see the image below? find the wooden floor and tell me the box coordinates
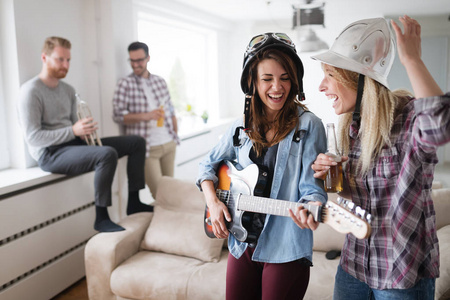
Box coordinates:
[51,277,88,300]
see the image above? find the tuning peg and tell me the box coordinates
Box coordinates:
[346,201,355,211]
[366,214,372,224]
[355,206,366,218]
[337,197,350,209]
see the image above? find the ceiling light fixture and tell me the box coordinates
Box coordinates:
[292,0,329,52]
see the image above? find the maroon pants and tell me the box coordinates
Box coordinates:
[226,247,310,300]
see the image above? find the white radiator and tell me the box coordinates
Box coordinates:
[0,172,97,300]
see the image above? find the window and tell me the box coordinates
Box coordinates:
[137,12,219,132]
[0,66,10,170]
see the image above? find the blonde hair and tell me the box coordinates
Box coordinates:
[328,65,411,175]
[247,48,307,156]
[42,37,71,56]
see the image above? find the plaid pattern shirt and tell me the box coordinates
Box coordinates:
[112,73,179,155]
[340,93,450,290]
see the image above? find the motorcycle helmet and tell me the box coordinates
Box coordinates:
[241,32,305,100]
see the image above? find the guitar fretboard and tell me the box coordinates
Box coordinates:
[238,195,321,220]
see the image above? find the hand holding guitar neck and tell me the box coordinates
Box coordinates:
[288,200,322,231]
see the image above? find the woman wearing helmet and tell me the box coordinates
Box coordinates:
[196,33,327,299]
[305,15,449,299]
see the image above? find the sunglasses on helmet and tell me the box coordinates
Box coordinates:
[245,32,296,55]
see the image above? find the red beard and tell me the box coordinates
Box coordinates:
[48,66,68,79]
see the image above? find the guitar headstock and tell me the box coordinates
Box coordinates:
[322,197,372,239]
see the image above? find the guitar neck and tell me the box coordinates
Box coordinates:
[237,194,321,222]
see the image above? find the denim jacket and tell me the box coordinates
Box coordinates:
[196,107,327,263]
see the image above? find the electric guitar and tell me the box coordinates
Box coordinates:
[204,160,372,243]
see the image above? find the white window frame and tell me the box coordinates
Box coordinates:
[134,4,220,135]
[0,66,10,170]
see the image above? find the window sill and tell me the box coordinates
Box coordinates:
[178,116,234,140]
[0,167,65,197]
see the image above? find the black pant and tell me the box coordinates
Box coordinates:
[226,247,310,300]
[38,135,146,207]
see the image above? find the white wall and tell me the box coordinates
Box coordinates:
[1,0,26,169]
[14,0,99,115]
[12,0,129,139]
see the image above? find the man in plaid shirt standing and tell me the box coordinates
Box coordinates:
[113,42,179,201]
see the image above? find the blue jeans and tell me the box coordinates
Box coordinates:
[333,265,435,300]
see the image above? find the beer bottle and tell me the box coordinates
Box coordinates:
[324,123,343,193]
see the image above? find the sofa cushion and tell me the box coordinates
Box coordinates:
[111,251,204,299]
[141,176,224,262]
[436,225,450,300]
[432,188,450,230]
[141,205,224,262]
[186,250,228,300]
[154,176,206,212]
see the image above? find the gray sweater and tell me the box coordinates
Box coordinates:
[17,76,78,161]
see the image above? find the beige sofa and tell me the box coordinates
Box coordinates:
[85,176,450,300]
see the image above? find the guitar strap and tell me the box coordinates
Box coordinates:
[233,126,245,146]
[253,165,269,197]
[232,110,307,147]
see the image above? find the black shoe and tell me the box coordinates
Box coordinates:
[127,203,154,215]
[94,219,125,232]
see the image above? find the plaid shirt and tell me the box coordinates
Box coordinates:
[112,73,179,155]
[341,93,450,289]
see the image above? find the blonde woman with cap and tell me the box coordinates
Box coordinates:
[297,15,449,299]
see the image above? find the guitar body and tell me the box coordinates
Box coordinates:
[204,161,268,243]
